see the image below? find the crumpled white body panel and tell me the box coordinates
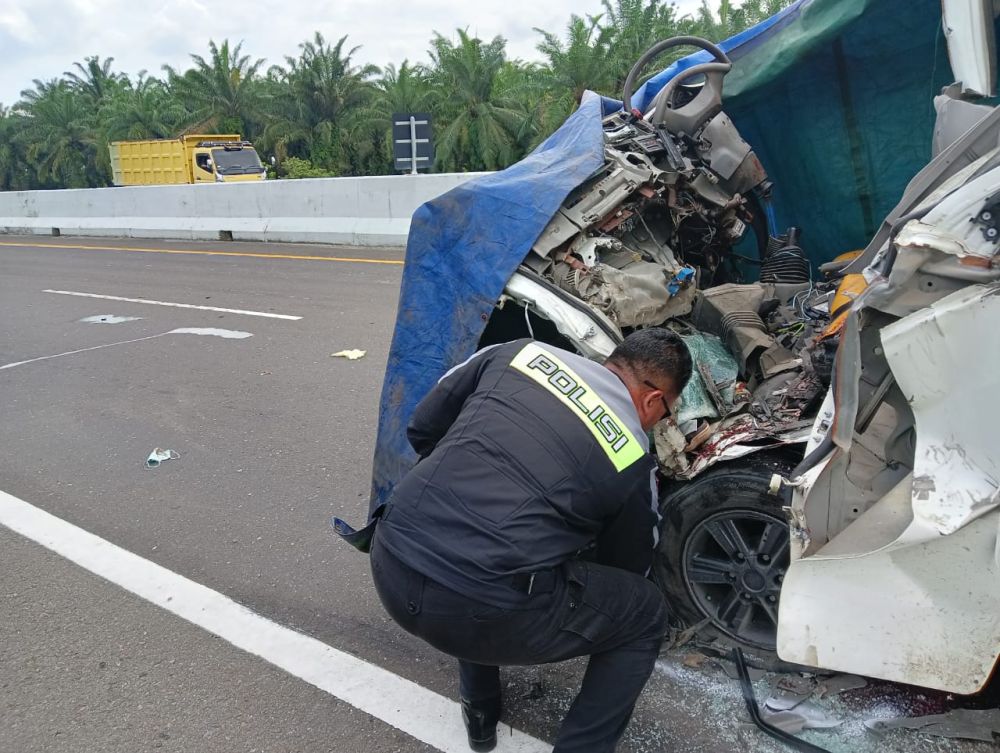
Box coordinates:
[882,283,1000,536]
[779,283,1000,693]
[778,508,1000,694]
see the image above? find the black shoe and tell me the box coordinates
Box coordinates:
[461,696,501,752]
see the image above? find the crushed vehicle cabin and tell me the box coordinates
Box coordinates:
[483,35,847,657]
[373,0,1000,697]
[481,25,1000,694]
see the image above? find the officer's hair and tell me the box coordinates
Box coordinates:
[606,329,692,396]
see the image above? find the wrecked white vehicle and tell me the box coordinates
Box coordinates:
[477,31,1000,695]
[777,87,1000,694]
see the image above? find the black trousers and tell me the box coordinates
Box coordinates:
[370,538,668,753]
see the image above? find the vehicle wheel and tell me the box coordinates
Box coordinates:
[654,453,796,653]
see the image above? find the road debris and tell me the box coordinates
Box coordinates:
[710,655,766,682]
[682,652,709,669]
[865,708,1000,742]
[733,648,833,752]
[766,683,816,712]
[168,327,252,339]
[144,448,179,469]
[520,681,546,701]
[79,314,142,324]
[762,702,843,734]
[331,349,366,360]
[817,675,867,698]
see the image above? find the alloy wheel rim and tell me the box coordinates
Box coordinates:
[681,509,789,650]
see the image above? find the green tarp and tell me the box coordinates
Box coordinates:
[639,0,960,265]
[724,0,955,264]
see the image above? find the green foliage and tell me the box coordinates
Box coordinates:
[163,40,266,137]
[279,156,338,179]
[428,29,525,171]
[354,61,438,173]
[261,33,379,176]
[3,0,793,190]
[101,73,187,141]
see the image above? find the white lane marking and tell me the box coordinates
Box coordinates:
[0,328,253,371]
[80,315,143,324]
[43,289,302,321]
[0,333,172,370]
[169,327,252,339]
[0,491,550,753]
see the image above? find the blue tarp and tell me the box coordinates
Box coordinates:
[369,93,606,509]
[369,0,958,510]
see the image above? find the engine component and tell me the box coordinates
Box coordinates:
[761,228,812,284]
[551,259,697,327]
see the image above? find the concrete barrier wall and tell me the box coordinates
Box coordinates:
[0,172,489,247]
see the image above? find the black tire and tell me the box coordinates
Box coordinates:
[654,452,796,653]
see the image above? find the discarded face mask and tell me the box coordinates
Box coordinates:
[144,448,179,469]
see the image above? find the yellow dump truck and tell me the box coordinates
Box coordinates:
[108,135,266,186]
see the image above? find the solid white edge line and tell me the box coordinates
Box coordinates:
[43,290,302,321]
[0,490,549,753]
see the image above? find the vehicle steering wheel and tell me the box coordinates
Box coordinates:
[622,37,732,136]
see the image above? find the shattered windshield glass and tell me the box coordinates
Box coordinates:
[211,148,264,175]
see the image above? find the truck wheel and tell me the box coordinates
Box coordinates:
[654,453,796,653]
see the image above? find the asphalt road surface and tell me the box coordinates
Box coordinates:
[1,235,992,753]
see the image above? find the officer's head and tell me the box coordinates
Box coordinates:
[604,329,692,431]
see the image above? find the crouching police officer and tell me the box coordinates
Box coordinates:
[368,330,690,752]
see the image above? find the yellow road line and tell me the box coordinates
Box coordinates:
[0,240,405,266]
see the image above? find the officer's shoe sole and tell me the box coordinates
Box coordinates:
[466,731,497,752]
[461,699,500,752]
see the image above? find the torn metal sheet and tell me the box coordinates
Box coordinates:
[880,283,1000,537]
[679,414,811,480]
[777,509,1000,694]
[503,272,620,360]
[816,674,866,698]
[761,701,842,734]
[764,686,814,712]
[942,0,998,97]
[865,708,1000,742]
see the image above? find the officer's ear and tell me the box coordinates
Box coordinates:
[635,386,665,432]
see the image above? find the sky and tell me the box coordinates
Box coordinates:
[0,0,705,107]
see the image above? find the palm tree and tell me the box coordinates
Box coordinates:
[598,0,683,90]
[492,60,554,152]
[17,77,65,108]
[536,15,616,103]
[0,105,34,190]
[163,40,265,136]
[18,81,104,187]
[427,29,526,172]
[372,61,437,116]
[64,56,124,105]
[684,0,793,40]
[741,0,795,25]
[101,73,186,141]
[528,14,619,145]
[353,61,438,172]
[262,33,378,174]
